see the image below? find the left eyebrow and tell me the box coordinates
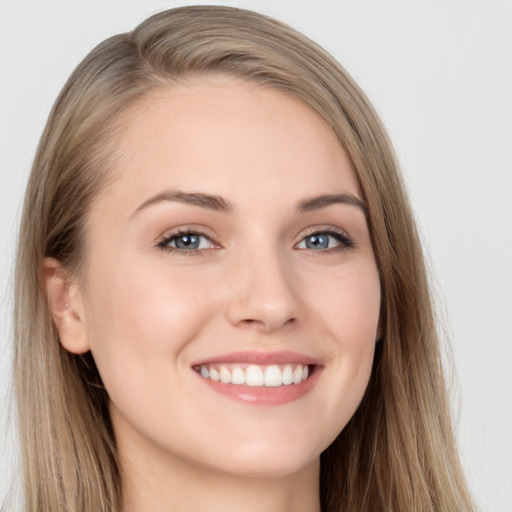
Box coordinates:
[296,193,367,214]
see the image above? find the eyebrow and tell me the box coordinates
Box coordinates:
[296,193,366,214]
[132,190,366,217]
[132,190,234,217]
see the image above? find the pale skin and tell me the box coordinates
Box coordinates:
[45,76,381,512]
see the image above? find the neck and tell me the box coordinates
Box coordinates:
[118,432,321,512]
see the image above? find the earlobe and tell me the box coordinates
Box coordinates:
[43,257,90,354]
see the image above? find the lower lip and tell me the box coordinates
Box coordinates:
[195,366,321,406]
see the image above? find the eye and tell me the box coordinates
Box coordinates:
[296,229,354,251]
[158,230,216,253]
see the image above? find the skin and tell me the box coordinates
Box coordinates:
[45,76,381,512]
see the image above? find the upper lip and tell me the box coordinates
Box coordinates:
[190,350,321,367]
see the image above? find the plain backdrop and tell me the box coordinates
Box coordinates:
[1,1,511,510]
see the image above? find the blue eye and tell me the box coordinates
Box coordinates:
[158,231,214,252]
[296,230,353,251]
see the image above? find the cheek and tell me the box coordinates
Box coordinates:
[304,263,380,431]
[332,266,380,380]
[309,262,381,346]
[82,259,221,399]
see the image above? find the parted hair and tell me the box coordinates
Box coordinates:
[14,5,474,511]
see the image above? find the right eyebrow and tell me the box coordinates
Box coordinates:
[131,190,235,218]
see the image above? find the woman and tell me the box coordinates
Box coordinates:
[13,5,474,511]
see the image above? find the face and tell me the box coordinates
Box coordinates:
[72,77,380,478]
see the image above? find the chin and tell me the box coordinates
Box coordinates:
[193,434,325,479]
[212,453,320,479]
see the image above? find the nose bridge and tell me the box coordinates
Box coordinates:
[226,238,303,331]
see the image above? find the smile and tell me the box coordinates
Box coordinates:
[193,363,311,387]
[191,351,321,405]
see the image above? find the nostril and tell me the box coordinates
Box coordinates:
[238,316,298,331]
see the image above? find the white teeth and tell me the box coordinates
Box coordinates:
[292,366,303,384]
[219,366,231,384]
[197,363,312,387]
[282,364,293,385]
[231,366,246,385]
[246,365,264,386]
[264,365,283,387]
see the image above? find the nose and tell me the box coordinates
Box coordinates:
[225,247,304,333]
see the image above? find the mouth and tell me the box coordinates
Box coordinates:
[191,351,322,405]
[192,362,314,387]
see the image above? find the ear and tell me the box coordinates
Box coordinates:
[43,257,90,354]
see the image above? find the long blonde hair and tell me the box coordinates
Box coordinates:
[14,5,474,511]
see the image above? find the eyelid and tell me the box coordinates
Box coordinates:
[157,227,220,255]
[155,225,354,256]
[294,226,355,251]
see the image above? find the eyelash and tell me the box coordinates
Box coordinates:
[299,227,355,254]
[157,227,355,255]
[157,228,215,256]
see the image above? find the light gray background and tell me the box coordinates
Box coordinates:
[1,1,511,510]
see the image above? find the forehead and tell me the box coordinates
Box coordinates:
[96,76,359,216]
